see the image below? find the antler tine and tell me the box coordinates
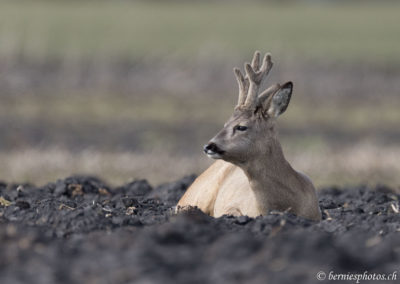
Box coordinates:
[257,84,280,105]
[243,63,259,108]
[259,53,273,81]
[234,67,248,108]
[251,51,261,72]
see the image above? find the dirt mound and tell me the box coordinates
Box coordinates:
[0,176,399,284]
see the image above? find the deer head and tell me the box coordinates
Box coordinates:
[204,51,293,166]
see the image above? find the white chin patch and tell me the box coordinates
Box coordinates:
[205,150,222,159]
[207,153,222,159]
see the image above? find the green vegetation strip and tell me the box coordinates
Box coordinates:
[0,1,399,63]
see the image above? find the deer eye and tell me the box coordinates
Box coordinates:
[235,125,248,131]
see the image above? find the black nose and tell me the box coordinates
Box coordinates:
[204,143,219,154]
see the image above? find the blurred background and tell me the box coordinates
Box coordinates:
[0,0,399,188]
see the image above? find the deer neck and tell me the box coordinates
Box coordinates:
[239,137,299,214]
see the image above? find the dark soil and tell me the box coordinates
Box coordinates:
[0,176,399,284]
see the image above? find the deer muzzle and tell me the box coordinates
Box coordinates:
[203,142,225,159]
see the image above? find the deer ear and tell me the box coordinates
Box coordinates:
[266,82,293,117]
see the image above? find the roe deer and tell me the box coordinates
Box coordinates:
[177,51,321,221]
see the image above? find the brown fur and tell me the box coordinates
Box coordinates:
[177,52,321,221]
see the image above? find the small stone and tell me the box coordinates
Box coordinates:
[15,200,30,209]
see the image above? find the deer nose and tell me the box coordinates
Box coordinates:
[204,142,219,154]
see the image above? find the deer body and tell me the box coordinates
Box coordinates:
[177,52,321,221]
[179,148,320,220]
[179,160,258,217]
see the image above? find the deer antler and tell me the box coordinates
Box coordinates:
[234,51,275,110]
[234,67,249,107]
